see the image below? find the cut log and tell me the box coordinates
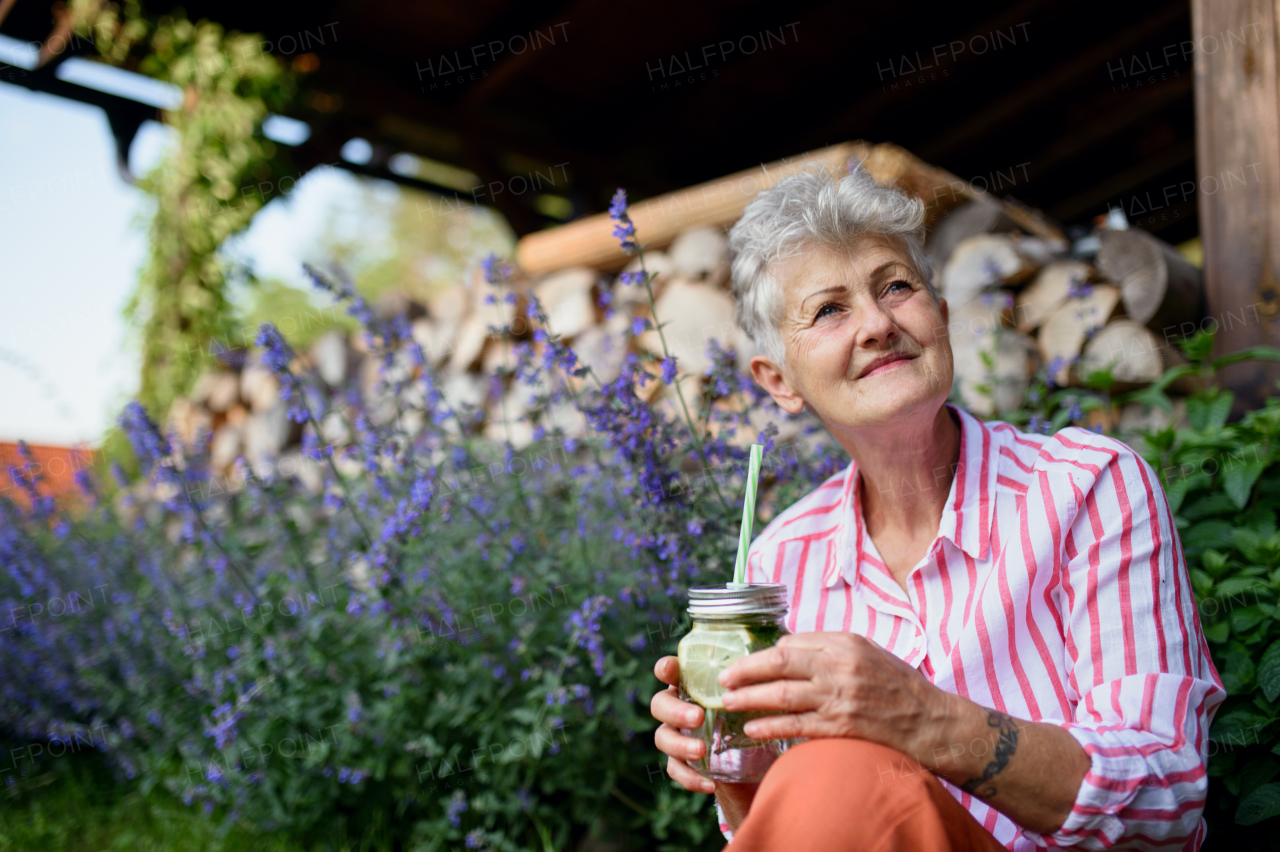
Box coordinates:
[940,234,1037,307]
[952,330,1038,417]
[617,250,675,286]
[167,398,212,447]
[310,329,348,386]
[447,315,492,373]
[1079,319,1186,386]
[428,283,471,325]
[569,313,630,387]
[447,293,517,374]
[637,279,738,375]
[1014,260,1094,333]
[669,226,728,278]
[243,399,291,465]
[1096,228,1203,331]
[948,297,1035,417]
[191,370,241,413]
[240,354,280,412]
[1037,284,1121,384]
[411,318,455,365]
[1118,397,1189,434]
[533,267,597,338]
[925,197,1011,277]
[209,422,242,471]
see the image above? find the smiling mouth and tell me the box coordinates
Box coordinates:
[857,353,917,378]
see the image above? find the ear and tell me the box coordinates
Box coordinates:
[750,355,806,415]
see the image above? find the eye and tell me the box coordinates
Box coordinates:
[885,280,913,296]
[815,302,840,320]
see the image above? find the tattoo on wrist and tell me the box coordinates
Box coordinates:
[959,711,1019,799]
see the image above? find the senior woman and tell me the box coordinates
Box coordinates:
[649,165,1224,851]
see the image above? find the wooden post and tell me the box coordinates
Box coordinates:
[1192,0,1280,412]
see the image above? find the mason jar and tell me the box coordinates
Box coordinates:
[677,582,796,782]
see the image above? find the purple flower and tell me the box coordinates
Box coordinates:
[446,791,468,828]
[1067,276,1093,300]
[608,189,637,252]
[566,596,611,676]
[660,358,677,385]
[481,254,509,285]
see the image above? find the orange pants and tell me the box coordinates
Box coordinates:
[726,739,1007,852]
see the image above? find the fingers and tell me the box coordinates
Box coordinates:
[721,678,819,713]
[654,655,680,686]
[742,710,832,742]
[651,685,703,728]
[719,643,816,688]
[665,753,716,794]
[655,721,707,764]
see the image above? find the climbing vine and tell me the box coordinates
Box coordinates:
[69,0,299,415]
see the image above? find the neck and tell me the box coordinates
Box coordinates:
[835,403,961,539]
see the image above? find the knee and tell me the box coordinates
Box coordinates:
[762,738,934,804]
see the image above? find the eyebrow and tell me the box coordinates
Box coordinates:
[799,286,846,312]
[797,260,912,312]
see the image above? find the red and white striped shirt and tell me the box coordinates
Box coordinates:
[722,403,1224,849]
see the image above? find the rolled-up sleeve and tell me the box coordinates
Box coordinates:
[1023,435,1226,849]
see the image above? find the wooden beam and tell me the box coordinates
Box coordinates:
[917,0,1189,162]
[0,0,20,30]
[1192,0,1280,413]
[515,141,1063,276]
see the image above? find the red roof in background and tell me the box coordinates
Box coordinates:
[0,442,95,509]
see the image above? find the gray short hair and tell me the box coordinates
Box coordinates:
[727,163,936,367]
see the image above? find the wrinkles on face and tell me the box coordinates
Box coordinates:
[768,237,952,430]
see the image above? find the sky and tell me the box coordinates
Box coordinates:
[0,81,367,446]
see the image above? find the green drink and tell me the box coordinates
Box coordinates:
[677,583,796,782]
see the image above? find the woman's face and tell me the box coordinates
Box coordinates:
[749,234,954,434]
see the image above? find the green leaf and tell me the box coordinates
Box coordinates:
[1213,346,1280,371]
[1237,782,1280,825]
[1227,640,1259,683]
[1260,642,1280,703]
[1178,329,1218,363]
[1187,391,1234,432]
[1183,493,1243,521]
[1225,457,1269,509]
[1184,520,1239,554]
[1212,709,1271,743]
[1205,621,1231,643]
[1241,756,1280,801]
[1217,577,1268,600]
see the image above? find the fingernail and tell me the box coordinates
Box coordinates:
[702,781,715,793]
[721,691,736,709]
[685,711,699,726]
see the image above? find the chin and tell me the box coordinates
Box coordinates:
[847,374,946,427]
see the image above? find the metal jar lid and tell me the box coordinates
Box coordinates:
[686,583,789,619]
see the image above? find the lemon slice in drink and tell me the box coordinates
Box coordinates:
[678,626,755,711]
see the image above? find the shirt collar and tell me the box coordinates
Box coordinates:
[825,403,997,589]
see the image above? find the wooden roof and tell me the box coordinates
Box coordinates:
[2,1,1198,242]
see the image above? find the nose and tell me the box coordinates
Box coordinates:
[853,297,899,350]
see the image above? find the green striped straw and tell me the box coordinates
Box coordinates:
[732,444,764,585]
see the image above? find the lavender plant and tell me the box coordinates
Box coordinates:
[0,192,841,850]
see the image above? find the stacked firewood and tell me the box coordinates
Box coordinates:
[935,202,1202,433]
[166,142,1203,481]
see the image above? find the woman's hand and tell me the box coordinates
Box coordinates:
[719,632,950,756]
[650,655,716,793]
[651,656,762,831]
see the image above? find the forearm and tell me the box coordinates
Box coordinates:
[715,781,759,833]
[920,692,1089,834]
